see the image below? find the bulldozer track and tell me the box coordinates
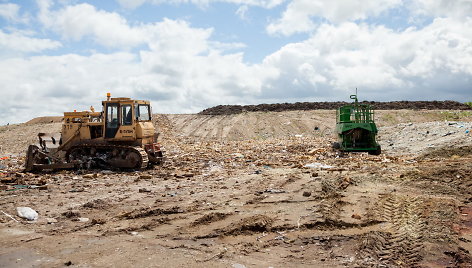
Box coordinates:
[135,146,150,169]
[67,144,149,169]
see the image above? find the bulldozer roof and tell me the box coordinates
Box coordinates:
[102,98,150,105]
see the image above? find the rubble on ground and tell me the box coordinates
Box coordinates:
[1,110,471,267]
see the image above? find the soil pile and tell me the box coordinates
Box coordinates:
[200,100,471,115]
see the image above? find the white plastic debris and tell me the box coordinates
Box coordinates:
[78,217,89,222]
[304,162,334,169]
[16,207,38,221]
[232,153,245,158]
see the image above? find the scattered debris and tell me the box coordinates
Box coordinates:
[351,214,362,220]
[304,163,334,169]
[1,110,471,267]
[264,189,285,194]
[46,218,58,224]
[138,175,152,180]
[139,188,151,193]
[62,211,81,219]
[1,210,19,222]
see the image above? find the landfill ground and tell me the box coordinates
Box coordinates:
[1,109,472,268]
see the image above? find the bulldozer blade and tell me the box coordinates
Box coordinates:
[25,144,75,172]
[25,145,39,172]
[38,132,62,150]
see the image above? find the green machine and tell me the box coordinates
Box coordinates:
[333,94,381,155]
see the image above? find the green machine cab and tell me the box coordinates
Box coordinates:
[334,94,381,155]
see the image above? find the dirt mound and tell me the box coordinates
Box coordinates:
[220,215,274,236]
[82,199,110,209]
[118,206,183,219]
[25,116,62,125]
[402,160,472,199]
[199,100,471,115]
[419,145,472,159]
[191,212,232,226]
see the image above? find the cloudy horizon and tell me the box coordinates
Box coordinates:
[0,0,471,125]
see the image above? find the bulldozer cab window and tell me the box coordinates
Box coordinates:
[106,104,118,127]
[105,103,119,138]
[121,105,132,125]
[136,104,151,121]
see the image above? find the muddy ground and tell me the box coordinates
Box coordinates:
[1,110,472,268]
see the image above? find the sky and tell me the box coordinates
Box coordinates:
[0,0,471,125]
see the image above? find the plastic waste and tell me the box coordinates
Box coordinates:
[304,162,334,169]
[16,207,38,221]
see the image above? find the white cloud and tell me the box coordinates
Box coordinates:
[262,17,472,100]
[0,15,277,124]
[0,3,29,23]
[117,0,148,9]
[235,5,249,20]
[37,1,250,50]
[0,30,61,56]
[116,0,285,9]
[267,0,402,36]
[0,52,138,125]
[412,0,472,18]
[39,2,146,48]
[0,3,20,21]
[267,0,472,36]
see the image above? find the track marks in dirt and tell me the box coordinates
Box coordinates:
[191,212,233,227]
[82,199,111,209]
[403,160,472,200]
[117,206,184,219]
[362,194,463,267]
[376,195,426,266]
[196,215,274,238]
[97,217,170,236]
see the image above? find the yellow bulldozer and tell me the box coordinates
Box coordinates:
[25,93,164,172]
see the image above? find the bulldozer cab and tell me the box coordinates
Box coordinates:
[102,97,152,140]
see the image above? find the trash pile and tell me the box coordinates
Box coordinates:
[379,121,472,155]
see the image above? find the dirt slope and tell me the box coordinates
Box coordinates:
[167,109,472,139]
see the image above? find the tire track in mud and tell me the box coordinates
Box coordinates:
[362,194,426,267]
[362,193,465,267]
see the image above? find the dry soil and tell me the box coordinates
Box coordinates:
[1,110,472,268]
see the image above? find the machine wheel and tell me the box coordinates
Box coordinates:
[332,142,341,149]
[369,145,382,155]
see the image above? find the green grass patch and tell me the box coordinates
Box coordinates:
[439,110,472,121]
